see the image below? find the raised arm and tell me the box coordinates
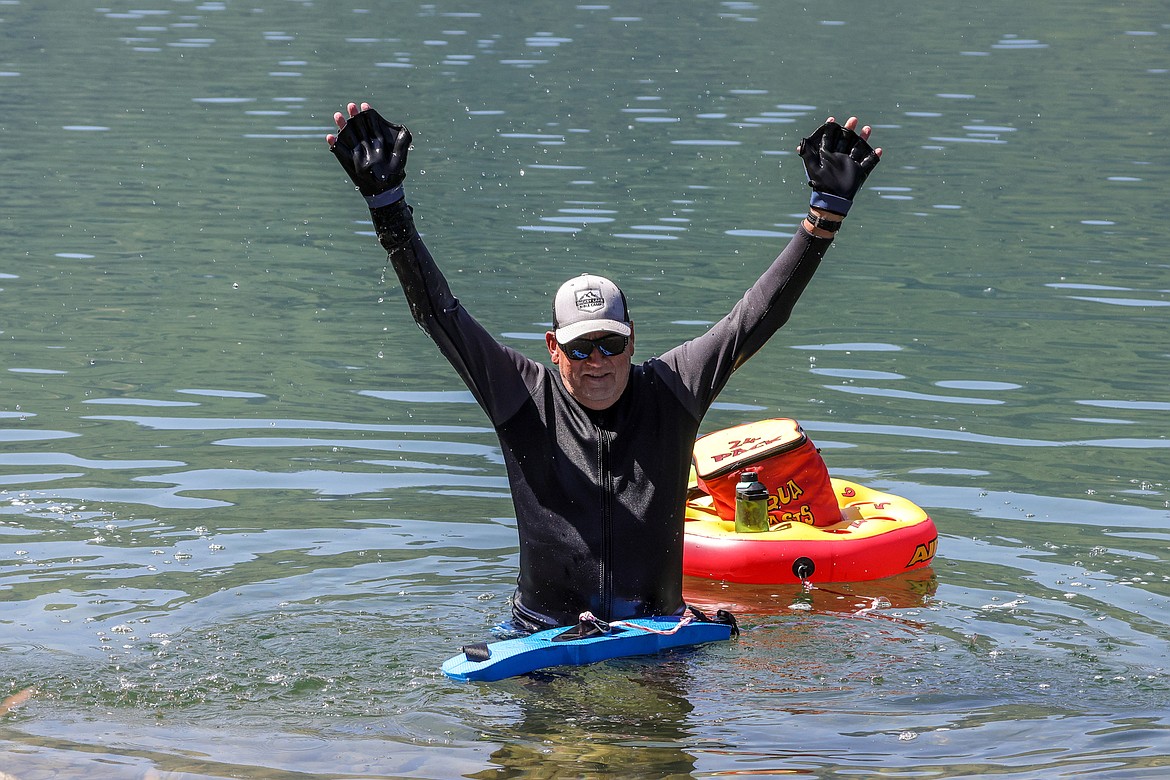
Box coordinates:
[324,101,535,426]
[659,112,884,415]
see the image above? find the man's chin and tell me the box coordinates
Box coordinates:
[573,383,617,408]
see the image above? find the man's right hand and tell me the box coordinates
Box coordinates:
[328,102,412,206]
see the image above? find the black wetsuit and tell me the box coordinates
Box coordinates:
[371,201,833,629]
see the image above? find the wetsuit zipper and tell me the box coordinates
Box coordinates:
[597,425,614,617]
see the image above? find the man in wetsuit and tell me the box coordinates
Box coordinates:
[327,101,881,631]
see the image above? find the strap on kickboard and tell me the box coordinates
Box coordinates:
[688,605,739,637]
[552,613,612,642]
[462,642,491,662]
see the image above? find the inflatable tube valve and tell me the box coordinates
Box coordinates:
[792,557,815,580]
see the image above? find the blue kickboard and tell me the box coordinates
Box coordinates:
[441,616,734,682]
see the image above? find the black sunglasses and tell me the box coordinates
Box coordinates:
[559,334,629,361]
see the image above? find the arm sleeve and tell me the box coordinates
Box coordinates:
[370,201,536,426]
[655,226,833,418]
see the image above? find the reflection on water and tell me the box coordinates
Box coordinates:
[469,666,701,779]
[3,0,1170,777]
[684,569,939,616]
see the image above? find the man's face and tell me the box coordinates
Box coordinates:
[545,328,634,411]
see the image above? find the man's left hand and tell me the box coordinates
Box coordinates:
[797,116,881,216]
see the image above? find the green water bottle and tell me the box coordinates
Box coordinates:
[734,471,770,533]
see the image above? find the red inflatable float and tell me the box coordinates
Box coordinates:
[683,419,938,584]
[684,477,938,584]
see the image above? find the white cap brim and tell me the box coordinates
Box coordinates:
[554,318,632,343]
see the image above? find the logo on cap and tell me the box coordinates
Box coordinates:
[575,288,605,312]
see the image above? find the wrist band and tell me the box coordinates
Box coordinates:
[365,185,404,208]
[805,211,843,233]
[809,191,851,216]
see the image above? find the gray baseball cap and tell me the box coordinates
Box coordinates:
[552,273,632,343]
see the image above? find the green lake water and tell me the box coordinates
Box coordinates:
[2,1,1169,777]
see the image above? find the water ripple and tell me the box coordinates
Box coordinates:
[805,420,1170,451]
[82,415,492,434]
[824,385,1005,405]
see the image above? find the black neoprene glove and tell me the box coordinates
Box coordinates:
[330,108,412,208]
[797,121,880,216]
